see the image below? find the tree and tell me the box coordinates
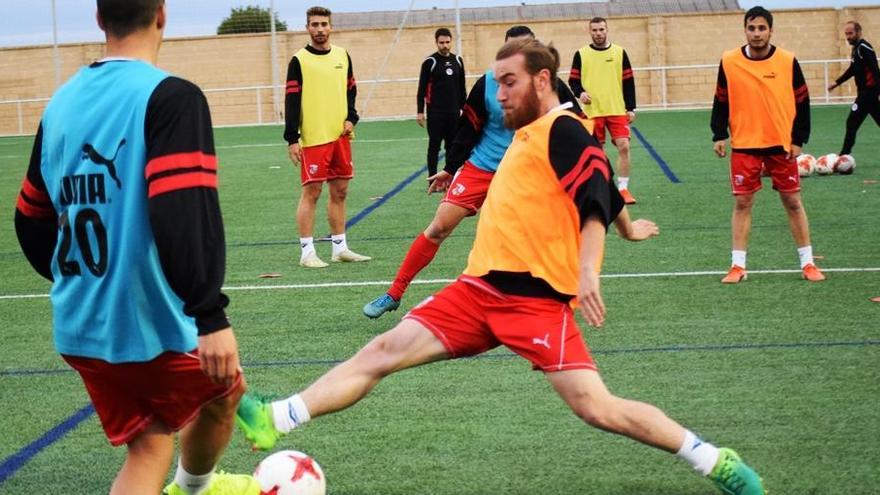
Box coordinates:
[217,5,287,35]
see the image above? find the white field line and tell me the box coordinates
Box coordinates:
[216,137,427,150]
[2,266,878,300]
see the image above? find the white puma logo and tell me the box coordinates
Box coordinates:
[532,333,551,349]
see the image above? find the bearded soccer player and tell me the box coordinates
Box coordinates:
[362,26,637,319]
[285,6,370,268]
[417,27,466,178]
[568,17,638,205]
[827,21,880,159]
[14,1,257,494]
[711,6,824,284]
[237,39,764,495]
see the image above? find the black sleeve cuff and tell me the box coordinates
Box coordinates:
[196,305,230,336]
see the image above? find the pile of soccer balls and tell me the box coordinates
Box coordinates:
[254,450,327,495]
[797,153,856,177]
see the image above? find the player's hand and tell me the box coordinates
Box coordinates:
[579,91,592,104]
[577,269,605,328]
[626,111,636,123]
[624,218,659,241]
[198,327,241,387]
[713,140,727,158]
[788,144,802,160]
[416,113,426,128]
[827,82,837,91]
[342,120,354,137]
[288,143,303,165]
[427,170,452,194]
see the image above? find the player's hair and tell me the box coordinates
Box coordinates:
[495,38,560,90]
[96,0,163,39]
[306,6,332,22]
[846,21,862,33]
[435,28,452,40]
[590,17,607,25]
[744,6,773,28]
[504,25,534,41]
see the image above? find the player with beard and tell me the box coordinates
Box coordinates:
[237,38,764,495]
[827,21,880,158]
[284,6,370,268]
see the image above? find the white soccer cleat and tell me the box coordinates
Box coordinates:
[300,252,329,268]
[331,249,372,263]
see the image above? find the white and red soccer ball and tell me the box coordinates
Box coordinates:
[254,450,326,495]
[814,153,837,175]
[835,154,856,174]
[796,153,815,177]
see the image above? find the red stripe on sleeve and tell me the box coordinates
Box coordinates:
[21,177,50,205]
[559,148,610,193]
[16,194,55,219]
[463,104,483,132]
[148,171,218,198]
[347,76,356,90]
[286,81,301,94]
[622,69,634,80]
[145,151,217,180]
[569,68,581,80]
[715,86,728,102]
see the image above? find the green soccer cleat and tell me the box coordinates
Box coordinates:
[363,293,401,319]
[709,448,766,495]
[235,393,282,451]
[163,472,261,495]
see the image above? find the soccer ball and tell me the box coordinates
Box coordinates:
[815,154,837,175]
[253,450,326,495]
[796,153,815,177]
[835,154,856,174]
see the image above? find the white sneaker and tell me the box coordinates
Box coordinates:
[299,252,329,268]
[331,249,372,263]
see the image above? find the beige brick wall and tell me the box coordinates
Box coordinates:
[1,6,876,135]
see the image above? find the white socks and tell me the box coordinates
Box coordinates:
[731,250,746,268]
[331,234,348,256]
[617,176,630,190]
[271,394,312,434]
[797,245,814,268]
[173,458,214,495]
[676,430,720,476]
[300,237,316,260]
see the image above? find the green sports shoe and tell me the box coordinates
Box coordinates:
[709,448,766,495]
[235,393,282,451]
[163,472,260,495]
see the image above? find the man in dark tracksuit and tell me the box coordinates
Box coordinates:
[827,21,880,157]
[417,27,466,178]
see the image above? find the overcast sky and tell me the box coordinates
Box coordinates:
[0,0,874,48]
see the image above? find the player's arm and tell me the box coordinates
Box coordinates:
[612,206,658,242]
[710,61,730,157]
[557,80,586,117]
[14,123,58,282]
[416,57,431,114]
[443,74,488,176]
[568,51,587,101]
[622,50,636,112]
[861,42,880,87]
[283,56,303,145]
[346,53,359,127]
[458,55,467,111]
[791,58,811,153]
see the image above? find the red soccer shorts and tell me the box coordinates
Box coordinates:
[63,351,242,446]
[591,115,631,145]
[300,136,354,185]
[729,151,800,195]
[404,276,597,372]
[441,161,495,215]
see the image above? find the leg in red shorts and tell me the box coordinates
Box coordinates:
[441,161,495,215]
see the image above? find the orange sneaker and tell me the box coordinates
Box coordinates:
[721,265,747,284]
[802,263,825,282]
[620,189,637,205]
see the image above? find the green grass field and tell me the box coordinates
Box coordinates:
[1,106,878,494]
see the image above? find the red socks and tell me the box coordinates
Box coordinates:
[388,233,440,300]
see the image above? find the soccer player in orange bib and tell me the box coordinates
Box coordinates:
[711,6,824,284]
[238,39,764,495]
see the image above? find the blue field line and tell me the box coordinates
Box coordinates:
[0,404,94,484]
[631,126,681,183]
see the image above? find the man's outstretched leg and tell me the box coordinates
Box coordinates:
[547,369,765,495]
[237,319,450,449]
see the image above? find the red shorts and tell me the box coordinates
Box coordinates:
[404,276,597,372]
[300,137,354,185]
[63,351,241,446]
[591,115,631,145]
[441,161,495,215]
[730,152,800,195]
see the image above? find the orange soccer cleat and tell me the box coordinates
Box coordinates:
[721,265,747,284]
[802,263,826,282]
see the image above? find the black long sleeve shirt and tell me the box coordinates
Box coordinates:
[835,39,880,93]
[417,52,466,114]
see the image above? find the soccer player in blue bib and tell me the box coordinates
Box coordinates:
[14,1,257,493]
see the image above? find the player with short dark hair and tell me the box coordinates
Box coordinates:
[711,6,824,284]
[827,20,880,157]
[285,6,371,268]
[417,27,466,177]
[238,38,764,495]
[15,1,257,494]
